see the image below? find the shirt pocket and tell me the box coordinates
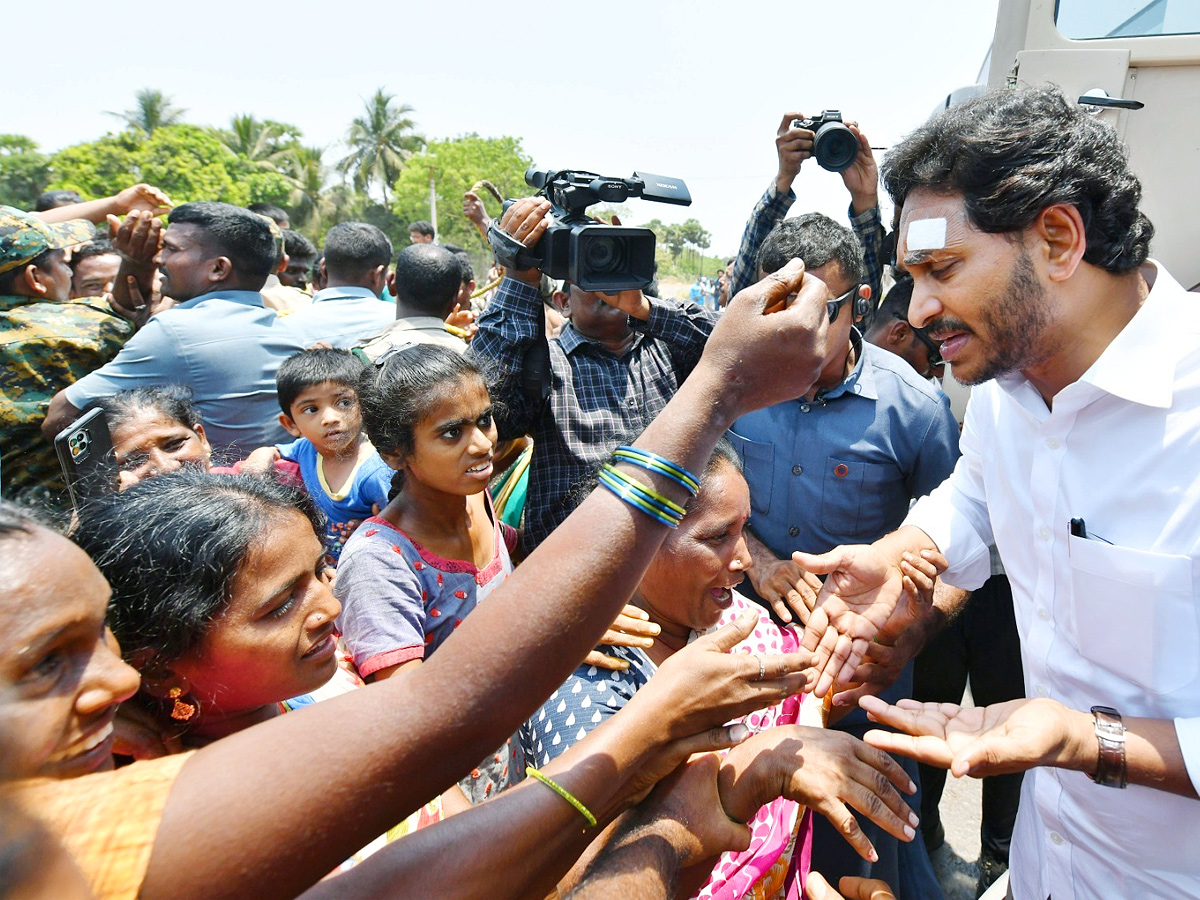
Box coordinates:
[1068,534,1197,695]
[855,461,906,539]
[821,456,866,534]
[727,431,774,516]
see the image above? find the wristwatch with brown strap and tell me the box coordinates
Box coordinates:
[1090,705,1127,788]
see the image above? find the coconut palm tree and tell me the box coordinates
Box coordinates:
[107,89,186,136]
[284,145,330,228]
[219,115,287,165]
[337,89,423,205]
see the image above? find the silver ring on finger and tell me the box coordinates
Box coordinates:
[753,653,766,682]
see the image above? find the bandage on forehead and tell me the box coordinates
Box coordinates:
[904,217,947,251]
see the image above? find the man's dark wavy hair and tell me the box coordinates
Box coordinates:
[882,85,1153,274]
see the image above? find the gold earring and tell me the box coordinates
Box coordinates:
[168,686,199,723]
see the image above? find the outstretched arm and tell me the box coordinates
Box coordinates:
[862,696,1199,800]
[34,183,172,225]
[141,222,833,900]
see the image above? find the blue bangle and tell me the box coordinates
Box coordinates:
[598,469,681,528]
[600,464,688,517]
[613,446,699,495]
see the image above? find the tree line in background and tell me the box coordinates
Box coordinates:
[0,88,724,283]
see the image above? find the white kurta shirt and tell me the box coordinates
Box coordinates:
[906,261,1200,900]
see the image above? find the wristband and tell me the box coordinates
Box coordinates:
[612,446,699,495]
[525,766,597,827]
[1090,705,1127,789]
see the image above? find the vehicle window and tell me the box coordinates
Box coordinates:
[1056,0,1200,40]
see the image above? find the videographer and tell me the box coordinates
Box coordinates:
[467,197,719,550]
[730,113,888,309]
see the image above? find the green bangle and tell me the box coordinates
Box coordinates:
[525,766,597,827]
[598,468,683,528]
[601,464,688,517]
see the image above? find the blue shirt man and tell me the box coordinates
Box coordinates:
[63,290,306,454]
[728,212,958,897]
[45,202,299,456]
[730,335,958,556]
[285,284,395,349]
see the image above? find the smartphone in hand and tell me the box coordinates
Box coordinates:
[54,407,117,512]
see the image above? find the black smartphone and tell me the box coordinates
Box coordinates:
[54,407,117,512]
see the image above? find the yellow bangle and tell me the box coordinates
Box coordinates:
[525,766,597,827]
[600,464,687,517]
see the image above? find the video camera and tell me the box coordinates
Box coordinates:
[487,168,691,291]
[792,111,858,173]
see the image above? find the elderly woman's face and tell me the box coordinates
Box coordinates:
[636,462,752,634]
[0,529,140,781]
[110,410,212,490]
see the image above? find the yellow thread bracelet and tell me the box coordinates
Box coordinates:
[525,766,597,827]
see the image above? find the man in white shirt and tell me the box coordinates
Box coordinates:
[796,85,1200,900]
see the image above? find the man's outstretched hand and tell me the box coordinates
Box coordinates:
[794,527,942,698]
[861,696,1088,780]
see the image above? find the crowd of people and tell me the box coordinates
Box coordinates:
[0,83,1196,900]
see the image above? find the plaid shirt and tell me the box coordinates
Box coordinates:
[729,184,888,313]
[468,278,717,549]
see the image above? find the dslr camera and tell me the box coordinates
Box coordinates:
[792,110,858,173]
[488,168,691,291]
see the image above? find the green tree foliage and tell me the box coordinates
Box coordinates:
[218,116,303,169]
[49,126,292,209]
[391,134,535,252]
[106,89,186,136]
[0,135,53,209]
[338,89,424,205]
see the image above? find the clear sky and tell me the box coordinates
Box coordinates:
[10,0,999,255]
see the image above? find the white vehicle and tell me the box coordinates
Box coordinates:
[989,0,1200,290]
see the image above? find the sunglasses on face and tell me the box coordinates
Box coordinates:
[826,285,858,322]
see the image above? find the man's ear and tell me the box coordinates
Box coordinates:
[854,284,872,322]
[276,251,290,275]
[885,318,911,349]
[278,413,303,438]
[210,256,234,284]
[552,290,571,317]
[20,264,49,298]
[369,264,386,294]
[385,269,397,297]
[1035,203,1087,282]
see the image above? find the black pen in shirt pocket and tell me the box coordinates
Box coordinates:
[1069,517,1113,548]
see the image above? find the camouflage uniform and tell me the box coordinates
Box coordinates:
[0,206,130,500]
[0,295,132,498]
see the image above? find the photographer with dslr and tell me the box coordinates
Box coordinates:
[468,196,719,550]
[730,113,888,308]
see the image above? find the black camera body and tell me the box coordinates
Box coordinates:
[487,168,691,292]
[793,110,858,173]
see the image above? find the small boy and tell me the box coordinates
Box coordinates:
[268,348,391,565]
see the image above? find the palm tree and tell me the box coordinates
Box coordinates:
[219,115,286,166]
[284,145,330,228]
[107,89,186,136]
[337,89,423,205]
